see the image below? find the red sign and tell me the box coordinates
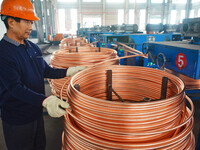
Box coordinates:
[176,53,187,70]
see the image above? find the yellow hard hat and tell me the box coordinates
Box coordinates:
[0,0,40,21]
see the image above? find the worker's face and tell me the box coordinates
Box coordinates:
[9,18,33,40]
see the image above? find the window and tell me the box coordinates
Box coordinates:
[58,9,65,33]
[190,10,194,18]
[83,0,101,2]
[180,10,185,23]
[139,9,146,31]
[163,19,166,24]
[172,0,187,3]
[198,9,200,17]
[107,0,124,3]
[83,16,101,28]
[58,0,77,2]
[192,0,200,3]
[130,0,146,3]
[129,0,135,3]
[170,10,177,24]
[150,18,161,24]
[151,0,163,3]
[137,0,146,3]
[118,9,124,25]
[71,9,77,34]
[129,9,135,24]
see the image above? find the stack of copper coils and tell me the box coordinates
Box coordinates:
[62,65,195,149]
[59,37,90,49]
[49,44,118,99]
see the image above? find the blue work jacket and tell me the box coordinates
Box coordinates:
[0,35,67,125]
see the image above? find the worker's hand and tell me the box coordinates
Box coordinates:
[66,66,86,77]
[42,95,69,118]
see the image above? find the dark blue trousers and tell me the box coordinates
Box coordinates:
[2,115,46,150]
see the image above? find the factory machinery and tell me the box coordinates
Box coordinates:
[50,24,197,149]
[145,17,200,149]
[80,24,142,43]
[97,23,181,65]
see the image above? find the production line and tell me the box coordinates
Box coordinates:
[72,17,200,149]
[0,0,200,149]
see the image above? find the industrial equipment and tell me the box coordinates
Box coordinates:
[146,23,181,33]
[98,31,181,65]
[146,18,200,77]
[111,24,139,33]
[145,17,200,149]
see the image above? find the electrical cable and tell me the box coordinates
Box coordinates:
[61,65,195,150]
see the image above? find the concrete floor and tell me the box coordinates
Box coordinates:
[0,43,200,149]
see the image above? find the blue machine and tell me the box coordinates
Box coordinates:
[98,32,181,65]
[146,41,200,78]
[87,31,111,43]
[127,33,181,66]
[99,33,139,65]
[85,25,112,43]
[145,17,200,148]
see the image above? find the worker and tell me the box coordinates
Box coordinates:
[0,0,85,150]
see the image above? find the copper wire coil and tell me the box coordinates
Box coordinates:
[165,69,200,90]
[59,37,89,49]
[60,37,87,44]
[60,43,90,49]
[62,65,195,149]
[49,48,118,99]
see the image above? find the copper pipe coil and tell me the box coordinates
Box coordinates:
[49,48,119,99]
[60,38,89,49]
[165,69,200,90]
[61,66,194,149]
[60,37,87,44]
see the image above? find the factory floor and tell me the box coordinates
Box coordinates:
[0,43,200,150]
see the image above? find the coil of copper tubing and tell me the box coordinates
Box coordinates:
[59,37,89,49]
[164,69,200,90]
[49,47,119,100]
[61,65,195,150]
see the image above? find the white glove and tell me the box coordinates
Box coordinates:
[42,95,70,118]
[66,66,86,77]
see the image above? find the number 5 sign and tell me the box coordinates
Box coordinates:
[176,53,187,70]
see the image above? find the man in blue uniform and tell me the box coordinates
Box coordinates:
[0,0,84,149]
